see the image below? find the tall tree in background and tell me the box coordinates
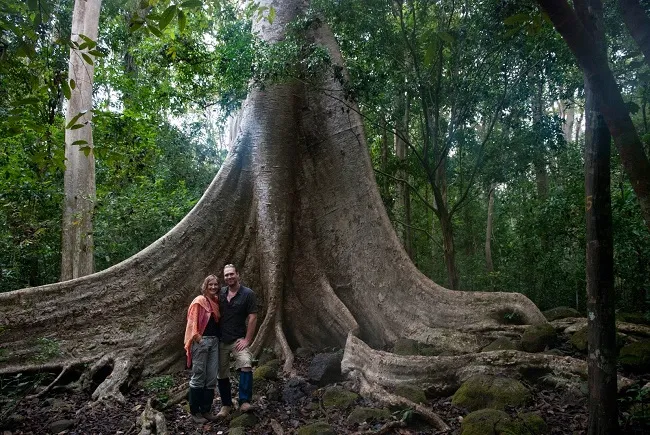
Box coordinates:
[537,0,650,232]
[60,0,102,280]
[577,0,618,432]
[618,0,650,66]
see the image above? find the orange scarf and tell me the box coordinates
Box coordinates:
[184,295,220,368]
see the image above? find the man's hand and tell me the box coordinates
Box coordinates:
[235,338,250,352]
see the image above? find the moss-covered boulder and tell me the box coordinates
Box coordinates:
[346,407,392,425]
[521,323,556,353]
[461,409,511,435]
[393,338,419,355]
[229,428,246,435]
[461,409,548,435]
[297,421,336,435]
[617,312,650,325]
[257,348,278,366]
[254,359,280,382]
[482,337,518,352]
[619,341,650,373]
[452,375,531,411]
[322,386,358,409]
[570,326,588,352]
[230,413,258,428]
[543,307,582,321]
[395,384,427,404]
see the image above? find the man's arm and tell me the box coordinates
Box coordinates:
[235,313,257,351]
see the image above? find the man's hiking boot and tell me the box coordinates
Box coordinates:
[216,405,231,418]
[202,412,219,421]
[239,402,253,413]
[191,413,207,424]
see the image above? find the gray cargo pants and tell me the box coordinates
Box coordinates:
[189,336,219,389]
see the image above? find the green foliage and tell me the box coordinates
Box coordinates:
[143,374,174,403]
[32,337,61,362]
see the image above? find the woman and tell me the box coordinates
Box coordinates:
[184,274,221,423]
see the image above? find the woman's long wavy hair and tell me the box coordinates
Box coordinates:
[201,274,219,301]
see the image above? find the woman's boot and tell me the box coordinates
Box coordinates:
[188,387,207,423]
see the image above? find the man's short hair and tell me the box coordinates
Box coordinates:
[224,263,237,272]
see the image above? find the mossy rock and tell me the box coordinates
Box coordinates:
[521,323,556,353]
[510,412,549,434]
[617,312,650,326]
[254,359,280,381]
[395,384,426,404]
[257,348,278,366]
[346,407,391,425]
[461,409,548,435]
[452,375,531,411]
[322,386,358,409]
[297,421,336,435]
[543,307,582,321]
[229,428,246,435]
[570,326,588,352]
[619,341,650,373]
[460,409,511,435]
[482,337,518,352]
[230,413,258,428]
[393,338,419,355]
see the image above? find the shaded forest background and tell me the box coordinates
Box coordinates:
[1,0,649,315]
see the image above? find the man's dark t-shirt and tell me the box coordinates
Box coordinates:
[219,286,257,344]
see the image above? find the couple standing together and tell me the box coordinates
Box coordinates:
[183,264,258,423]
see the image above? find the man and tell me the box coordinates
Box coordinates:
[216,264,258,416]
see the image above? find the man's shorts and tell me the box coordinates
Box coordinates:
[218,339,253,378]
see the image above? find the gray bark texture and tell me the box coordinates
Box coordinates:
[61,0,102,281]
[1,0,553,401]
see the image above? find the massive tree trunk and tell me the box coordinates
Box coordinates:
[537,0,650,232]
[60,0,102,281]
[577,0,618,432]
[1,0,551,403]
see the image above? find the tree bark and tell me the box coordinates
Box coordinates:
[395,95,413,258]
[576,0,619,432]
[485,183,496,274]
[618,0,650,67]
[537,0,650,233]
[0,0,548,400]
[61,0,102,281]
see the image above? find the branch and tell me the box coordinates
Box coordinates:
[373,168,438,216]
[618,0,650,68]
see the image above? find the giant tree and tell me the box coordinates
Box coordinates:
[0,0,611,423]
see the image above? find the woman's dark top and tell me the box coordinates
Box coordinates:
[203,314,219,337]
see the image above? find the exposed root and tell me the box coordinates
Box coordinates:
[164,386,189,409]
[275,317,295,375]
[353,420,407,435]
[270,418,284,435]
[0,357,96,376]
[136,398,168,435]
[83,351,141,402]
[349,369,450,432]
[341,334,634,395]
[27,363,73,399]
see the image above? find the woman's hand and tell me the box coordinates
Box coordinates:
[193,334,202,343]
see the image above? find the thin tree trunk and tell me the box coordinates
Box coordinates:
[537,0,650,232]
[61,0,102,281]
[575,109,584,143]
[533,79,549,201]
[618,0,650,67]
[576,0,618,432]
[395,94,413,258]
[485,183,496,274]
[440,211,459,289]
[381,117,389,200]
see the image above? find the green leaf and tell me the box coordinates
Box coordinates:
[71,140,88,145]
[130,19,145,32]
[81,53,93,65]
[79,146,92,156]
[268,6,276,24]
[69,79,76,90]
[437,31,454,44]
[181,0,202,8]
[178,9,187,33]
[70,124,86,130]
[503,13,529,26]
[66,111,87,129]
[62,81,71,100]
[147,23,163,38]
[88,49,105,57]
[158,5,177,30]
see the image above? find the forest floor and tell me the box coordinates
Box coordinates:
[1,348,649,434]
